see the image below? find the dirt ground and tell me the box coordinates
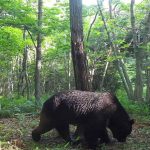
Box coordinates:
[0,114,150,150]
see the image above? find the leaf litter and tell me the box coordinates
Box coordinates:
[0,114,150,150]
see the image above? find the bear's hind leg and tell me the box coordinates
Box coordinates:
[99,128,110,144]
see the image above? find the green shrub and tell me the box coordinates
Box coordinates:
[0,97,36,118]
[117,89,150,116]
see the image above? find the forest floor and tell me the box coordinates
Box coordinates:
[0,113,150,150]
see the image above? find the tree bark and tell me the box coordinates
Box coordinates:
[109,0,134,99]
[146,67,150,102]
[35,0,43,105]
[69,0,89,91]
[130,0,143,101]
[142,12,150,102]
[18,28,30,99]
[99,50,111,91]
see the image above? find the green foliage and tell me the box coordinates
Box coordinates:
[0,27,24,55]
[0,97,36,118]
[0,0,36,27]
[117,89,150,116]
[0,110,11,118]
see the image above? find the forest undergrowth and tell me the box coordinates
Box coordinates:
[0,91,150,150]
[0,113,150,150]
[0,100,150,150]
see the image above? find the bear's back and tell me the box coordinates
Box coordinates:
[50,90,117,115]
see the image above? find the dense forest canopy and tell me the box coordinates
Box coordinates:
[0,0,150,150]
[0,0,150,102]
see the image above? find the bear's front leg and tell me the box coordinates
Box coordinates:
[83,126,99,150]
[99,128,110,144]
[84,133,98,150]
[72,125,85,144]
[32,112,53,142]
[55,123,73,143]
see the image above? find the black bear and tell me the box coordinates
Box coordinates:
[32,90,134,149]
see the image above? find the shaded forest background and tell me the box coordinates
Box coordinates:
[1,0,150,150]
[0,0,150,114]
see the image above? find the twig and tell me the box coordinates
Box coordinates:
[25,26,37,50]
[100,50,112,91]
[87,10,99,42]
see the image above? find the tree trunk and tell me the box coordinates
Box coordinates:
[142,12,150,102]
[35,0,43,105]
[67,52,71,90]
[146,68,150,102]
[99,50,111,91]
[69,0,89,91]
[18,28,30,99]
[98,0,134,100]
[8,62,14,98]
[109,0,134,99]
[130,0,143,101]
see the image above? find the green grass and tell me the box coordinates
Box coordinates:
[117,89,150,116]
[0,94,52,118]
[0,90,150,150]
[0,96,37,118]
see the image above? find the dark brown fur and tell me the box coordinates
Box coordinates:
[32,90,134,149]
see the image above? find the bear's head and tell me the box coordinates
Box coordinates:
[108,118,134,142]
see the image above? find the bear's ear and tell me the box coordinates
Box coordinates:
[130,119,134,125]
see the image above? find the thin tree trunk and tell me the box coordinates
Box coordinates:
[97,0,134,99]
[146,67,150,102]
[87,10,99,42]
[109,0,134,99]
[130,0,143,101]
[35,0,43,105]
[18,28,30,99]
[17,57,22,97]
[142,12,150,102]
[8,62,14,99]
[69,0,90,91]
[26,27,37,50]
[68,52,71,90]
[100,50,111,91]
